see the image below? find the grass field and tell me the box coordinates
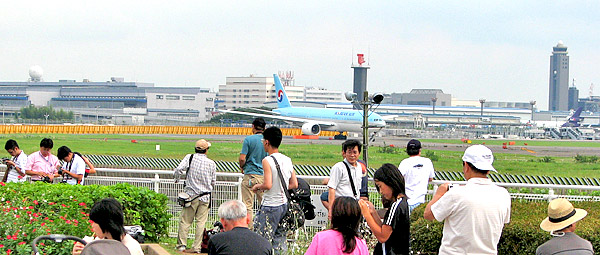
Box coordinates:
[2,134,600,178]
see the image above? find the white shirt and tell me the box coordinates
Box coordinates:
[61,154,86,185]
[431,178,511,255]
[6,151,28,183]
[327,159,362,199]
[262,153,294,207]
[399,156,435,205]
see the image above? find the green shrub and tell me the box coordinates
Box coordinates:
[424,151,439,162]
[0,182,170,255]
[538,156,555,163]
[410,200,600,254]
[574,154,599,163]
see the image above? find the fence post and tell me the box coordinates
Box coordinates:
[237,176,243,200]
[154,174,160,193]
[548,188,555,201]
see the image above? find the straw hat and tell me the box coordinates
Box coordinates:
[540,198,587,232]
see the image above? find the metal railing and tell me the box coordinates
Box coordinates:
[4,168,600,239]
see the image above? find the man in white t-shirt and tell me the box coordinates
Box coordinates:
[326,139,363,217]
[57,146,86,185]
[424,145,511,255]
[399,139,435,212]
[2,139,28,183]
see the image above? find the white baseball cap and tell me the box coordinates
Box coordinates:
[462,145,496,172]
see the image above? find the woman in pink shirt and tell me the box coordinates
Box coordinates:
[305,197,369,255]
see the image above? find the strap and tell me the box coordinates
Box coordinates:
[188,191,211,202]
[271,155,292,202]
[183,154,195,188]
[342,161,357,198]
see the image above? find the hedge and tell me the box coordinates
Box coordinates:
[410,200,600,254]
[0,182,170,255]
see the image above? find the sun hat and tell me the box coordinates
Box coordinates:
[540,198,587,232]
[195,139,211,150]
[461,144,496,172]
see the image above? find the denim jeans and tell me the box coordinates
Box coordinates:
[254,203,288,254]
[408,202,422,214]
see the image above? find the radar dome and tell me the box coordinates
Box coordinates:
[29,65,44,80]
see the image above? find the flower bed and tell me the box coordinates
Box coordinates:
[0,182,170,255]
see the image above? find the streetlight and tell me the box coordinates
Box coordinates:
[479,98,486,116]
[345,91,383,168]
[95,106,99,124]
[44,114,49,125]
[431,97,437,115]
[529,100,536,122]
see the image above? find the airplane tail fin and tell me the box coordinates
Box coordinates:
[273,74,292,108]
[562,107,584,127]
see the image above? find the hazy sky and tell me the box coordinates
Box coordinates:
[1,1,599,109]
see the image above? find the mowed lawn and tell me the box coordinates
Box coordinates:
[2,134,600,178]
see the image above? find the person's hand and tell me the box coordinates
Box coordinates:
[5,160,15,167]
[251,184,261,192]
[358,199,374,216]
[72,241,85,255]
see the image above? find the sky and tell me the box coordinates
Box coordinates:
[1,1,599,109]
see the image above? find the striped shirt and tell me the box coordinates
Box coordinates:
[174,153,216,203]
[6,151,28,183]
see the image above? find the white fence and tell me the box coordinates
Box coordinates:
[4,167,600,238]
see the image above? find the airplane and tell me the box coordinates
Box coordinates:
[219,74,387,135]
[561,107,584,127]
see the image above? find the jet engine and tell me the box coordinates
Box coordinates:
[301,123,321,135]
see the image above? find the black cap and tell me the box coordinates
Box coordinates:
[407,139,421,149]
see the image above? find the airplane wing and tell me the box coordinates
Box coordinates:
[218,109,337,127]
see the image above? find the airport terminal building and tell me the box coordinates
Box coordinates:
[0,75,216,124]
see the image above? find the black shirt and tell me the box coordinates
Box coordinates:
[374,197,410,255]
[208,227,272,255]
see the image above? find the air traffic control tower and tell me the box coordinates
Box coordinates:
[549,41,569,111]
[352,54,370,109]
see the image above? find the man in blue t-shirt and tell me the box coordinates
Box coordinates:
[239,118,268,225]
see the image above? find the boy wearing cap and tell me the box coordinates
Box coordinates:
[536,198,593,255]
[398,139,435,212]
[174,139,217,253]
[424,145,511,255]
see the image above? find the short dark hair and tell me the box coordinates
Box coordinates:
[195,148,207,154]
[374,163,406,199]
[252,118,266,131]
[464,161,489,175]
[40,138,53,149]
[57,146,72,160]
[263,126,282,148]
[342,139,362,153]
[4,139,19,151]
[89,198,126,242]
[331,197,361,253]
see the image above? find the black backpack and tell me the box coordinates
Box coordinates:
[289,178,316,220]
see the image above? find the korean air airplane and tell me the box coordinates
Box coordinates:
[221,74,386,135]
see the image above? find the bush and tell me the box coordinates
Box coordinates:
[410,200,600,254]
[424,151,439,162]
[538,156,554,163]
[574,154,599,163]
[0,182,170,255]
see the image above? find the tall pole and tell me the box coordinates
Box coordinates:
[530,100,536,122]
[1,104,4,125]
[362,91,369,168]
[431,97,437,115]
[44,114,49,125]
[479,98,486,116]
[95,106,99,124]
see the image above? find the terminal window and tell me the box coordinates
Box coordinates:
[166,95,180,100]
[156,95,164,99]
[183,96,195,100]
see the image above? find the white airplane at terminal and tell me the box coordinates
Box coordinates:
[220,74,387,135]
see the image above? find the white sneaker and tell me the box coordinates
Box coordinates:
[177,246,186,252]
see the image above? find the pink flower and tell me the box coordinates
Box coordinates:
[0,182,5,186]
[66,220,71,224]
[61,204,67,207]
[0,244,3,248]
[33,200,38,205]
[14,215,20,218]
[28,206,33,209]
[7,248,12,254]
[78,202,86,206]
[18,242,25,245]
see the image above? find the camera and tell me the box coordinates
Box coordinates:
[42,176,51,183]
[1,158,9,163]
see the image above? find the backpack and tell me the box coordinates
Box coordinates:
[289,178,316,220]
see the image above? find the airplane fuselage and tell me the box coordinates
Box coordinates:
[274,107,386,132]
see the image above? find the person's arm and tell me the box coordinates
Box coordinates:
[238,154,246,173]
[252,158,272,191]
[1,168,9,182]
[359,200,393,242]
[173,154,190,182]
[328,188,336,213]
[424,183,450,221]
[81,156,96,174]
[288,170,298,190]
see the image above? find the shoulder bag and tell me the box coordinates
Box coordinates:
[271,155,305,231]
